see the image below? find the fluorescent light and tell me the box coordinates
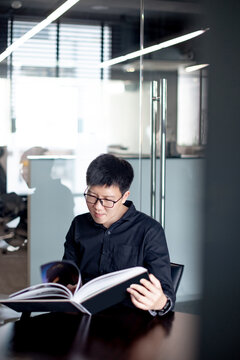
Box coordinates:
[124,66,136,73]
[185,63,209,72]
[0,0,80,63]
[100,28,209,68]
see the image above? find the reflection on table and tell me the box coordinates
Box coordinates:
[0,304,199,360]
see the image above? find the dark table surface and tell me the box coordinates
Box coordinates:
[0,304,199,360]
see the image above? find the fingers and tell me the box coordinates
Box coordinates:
[127,286,152,310]
[149,273,161,288]
[139,275,161,292]
[130,274,162,293]
[67,284,77,294]
[128,293,149,310]
[126,274,165,311]
[127,284,150,301]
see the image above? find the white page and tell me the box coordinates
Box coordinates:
[8,283,72,300]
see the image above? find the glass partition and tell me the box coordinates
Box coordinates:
[0,1,143,287]
[0,0,208,298]
[140,1,207,304]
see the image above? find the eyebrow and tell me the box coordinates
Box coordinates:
[87,191,115,199]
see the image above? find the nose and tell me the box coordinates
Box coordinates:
[94,198,104,209]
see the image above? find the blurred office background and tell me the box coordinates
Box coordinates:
[0,0,208,314]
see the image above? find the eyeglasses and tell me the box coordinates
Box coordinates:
[84,192,123,208]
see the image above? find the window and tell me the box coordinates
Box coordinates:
[7,19,111,149]
[9,19,111,79]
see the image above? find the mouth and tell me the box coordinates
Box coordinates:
[94,212,105,218]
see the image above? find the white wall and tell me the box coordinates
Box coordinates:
[128,158,205,302]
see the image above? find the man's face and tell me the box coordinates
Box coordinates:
[85,185,130,228]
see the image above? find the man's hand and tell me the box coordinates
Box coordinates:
[127,273,167,311]
[67,284,77,294]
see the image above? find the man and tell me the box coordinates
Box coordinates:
[63,153,175,315]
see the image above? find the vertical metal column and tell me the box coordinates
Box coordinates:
[159,79,167,228]
[100,24,104,80]
[150,81,159,219]
[150,79,167,228]
[9,16,16,133]
[138,0,144,211]
[56,20,60,78]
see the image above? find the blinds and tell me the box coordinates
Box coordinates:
[59,23,111,79]
[9,21,57,77]
[9,20,111,79]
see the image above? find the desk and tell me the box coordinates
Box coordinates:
[0,305,199,360]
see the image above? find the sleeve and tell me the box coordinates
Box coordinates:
[143,221,176,314]
[62,218,81,268]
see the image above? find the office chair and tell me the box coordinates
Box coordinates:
[170,262,184,295]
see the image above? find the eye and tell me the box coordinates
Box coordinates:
[101,199,115,208]
[84,194,97,204]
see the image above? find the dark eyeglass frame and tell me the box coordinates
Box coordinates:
[84,190,123,208]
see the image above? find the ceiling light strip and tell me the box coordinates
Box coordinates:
[100,28,209,68]
[185,63,209,72]
[0,0,80,63]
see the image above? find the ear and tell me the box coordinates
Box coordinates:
[122,190,130,203]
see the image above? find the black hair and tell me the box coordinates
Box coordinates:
[86,154,134,194]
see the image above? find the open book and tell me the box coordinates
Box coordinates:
[0,261,148,315]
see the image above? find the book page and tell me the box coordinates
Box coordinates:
[9,283,72,300]
[73,266,147,303]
